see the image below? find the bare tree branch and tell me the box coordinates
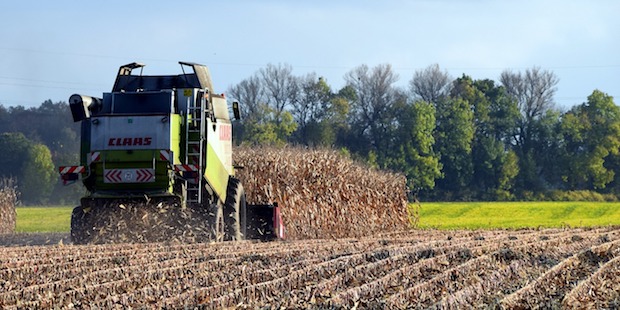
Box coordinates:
[345,64,399,151]
[259,63,298,123]
[500,67,558,123]
[409,64,452,104]
[228,74,264,121]
[500,66,559,154]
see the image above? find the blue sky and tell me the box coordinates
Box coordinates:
[0,0,618,109]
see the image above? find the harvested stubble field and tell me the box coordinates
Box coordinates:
[1,227,619,309]
[3,147,619,308]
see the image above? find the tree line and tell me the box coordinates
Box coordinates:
[0,101,82,204]
[228,63,620,201]
[0,63,618,203]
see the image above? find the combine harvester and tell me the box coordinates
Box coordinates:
[59,62,284,244]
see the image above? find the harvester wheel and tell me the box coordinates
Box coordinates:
[209,203,225,242]
[70,206,90,244]
[223,177,247,241]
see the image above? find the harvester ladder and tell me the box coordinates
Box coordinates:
[185,89,208,204]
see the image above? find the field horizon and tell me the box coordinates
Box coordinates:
[11,201,620,233]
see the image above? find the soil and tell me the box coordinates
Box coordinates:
[0,232,71,246]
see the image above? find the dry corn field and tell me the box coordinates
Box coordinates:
[235,146,411,240]
[0,227,619,309]
[0,179,17,234]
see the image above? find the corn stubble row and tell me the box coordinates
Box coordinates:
[1,227,619,308]
[77,202,217,244]
[0,179,16,234]
[234,146,411,239]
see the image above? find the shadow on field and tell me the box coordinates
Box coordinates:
[0,233,71,246]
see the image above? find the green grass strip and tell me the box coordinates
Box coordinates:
[415,201,620,229]
[12,202,620,233]
[15,206,73,233]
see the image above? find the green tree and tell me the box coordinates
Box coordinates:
[0,105,9,133]
[433,96,475,199]
[290,74,334,146]
[321,94,350,146]
[2,101,79,163]
[332,86,356,148]
[0,132,56,204]
[0,132,31,178]
[497,150,520,199]
[21,144,56,204]
[531,109,564,189]
[228,64,298,144]
[390,101,441,192]
[0,101,83,204]
[242,108,297,146]
[451,76,520,199]
[560,90,620,189]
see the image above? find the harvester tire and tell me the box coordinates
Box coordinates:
[70,206,90,244]
[223,177,247,241]
[208,203,225,242]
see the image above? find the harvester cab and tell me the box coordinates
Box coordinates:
[60,61,284,244]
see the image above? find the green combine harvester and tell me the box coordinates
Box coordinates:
[59,62,283,244]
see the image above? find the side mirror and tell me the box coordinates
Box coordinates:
[232,101,241,120]
[69,94,101,122]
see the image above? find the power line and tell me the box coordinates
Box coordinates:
[0,82,102,91]
[0,47,170,63]
[0,76,105,87]
[1,46,619,73]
